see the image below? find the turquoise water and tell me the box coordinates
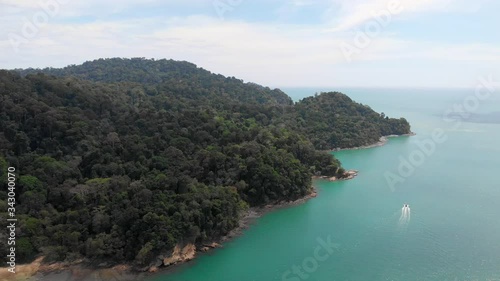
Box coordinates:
[150,88,500,281]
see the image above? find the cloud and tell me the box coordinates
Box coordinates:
[349,38,500,62]
[0,15,346,82]
[292,0,318,6]
[0,1,499,88]
[0,0,210,19]
[324,0,479,32]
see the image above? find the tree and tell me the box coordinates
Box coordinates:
[0,59,411,265]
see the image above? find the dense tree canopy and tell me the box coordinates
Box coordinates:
[0,58,411,266]
[294,92,411,149]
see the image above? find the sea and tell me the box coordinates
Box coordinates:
[147,88,500,281]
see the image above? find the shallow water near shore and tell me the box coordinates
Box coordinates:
[149,88,500,281]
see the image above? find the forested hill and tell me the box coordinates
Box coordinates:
[0,58,410,266]
[295,92,411,149]
[18,57,293,106]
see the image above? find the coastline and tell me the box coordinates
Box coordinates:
[330,133,416,152]
[2,188,321,281]
[2,134,415,281]
[0,259,143,281]
[139,188,323,280]
[221,188,319,242]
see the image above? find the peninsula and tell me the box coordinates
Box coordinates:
[0,58,411,277]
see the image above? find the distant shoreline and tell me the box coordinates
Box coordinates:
[330,133,416,152]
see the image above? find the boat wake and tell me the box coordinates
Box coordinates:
[398,204,411,229]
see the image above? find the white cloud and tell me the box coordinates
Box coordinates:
[0,1,499,88]
[0,0,41,9]
[346,37,500,62]
[324,0,482,32]
[0,0,210,19]
[292,0,317,6]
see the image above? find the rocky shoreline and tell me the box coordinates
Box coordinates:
[221,188,319,242]
[2,135,416,281]
[0,257,142,281]
[1,188,322,281]
[331,133,415,152]
[147,187,322,275]
[314,169,359,182]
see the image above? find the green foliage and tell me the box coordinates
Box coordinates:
[19,175,44,192]
[294,92,411,149]
[0,58,411,266]
[17,237,35,262]
[85,178,111,185]
[0,156,7,183]
[19,57,293,106]
[135,242,154,264]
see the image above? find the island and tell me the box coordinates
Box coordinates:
[0,58,412,278]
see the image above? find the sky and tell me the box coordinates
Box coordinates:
[0,0,499,88]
